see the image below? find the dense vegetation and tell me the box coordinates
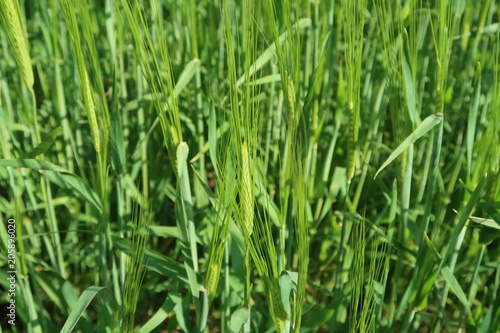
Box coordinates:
[0,0,499,332]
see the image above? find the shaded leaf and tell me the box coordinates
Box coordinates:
[0,159,102,213]
[23,126,62,158]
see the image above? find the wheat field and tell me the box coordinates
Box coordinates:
[0,0,499,332]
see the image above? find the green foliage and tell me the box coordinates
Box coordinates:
[0,0,499,332]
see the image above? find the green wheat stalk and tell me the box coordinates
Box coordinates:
[59,0,101,154]
[343,0,367,182]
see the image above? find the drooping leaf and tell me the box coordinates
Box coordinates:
[138,294,177,333]
[22,126,62,158]
[60,286,117,333]
[375,113,443,178]
[441,266,475,324]
[0,159,102,212]
[112,236,190,284]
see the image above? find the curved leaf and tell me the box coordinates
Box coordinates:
[0,159,102,212]
[60,286,117,333]
[374,113,443,179]
[23,126,62,158]
[112,236,190,285]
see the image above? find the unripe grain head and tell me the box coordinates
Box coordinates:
[1,0,34,90]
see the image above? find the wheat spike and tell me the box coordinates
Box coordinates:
[1,0,34,89]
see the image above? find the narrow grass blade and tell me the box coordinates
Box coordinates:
[112,237,190,284]
[246,74,282,86]
[198,290,209,332]
[60,286,117,333]
[138,296,176,333]
[478,201,500,225]
[279,271,296,319]
[175,142,200,297]
[0,159,102,212]
[22,126,62,158]
[110,108,126,176]
[172,293,189,332]
[374,113,443,179]
[469,216,500,230]
[208,102,218,177]
[235,18,311,87]
[441,177,485,264]
[174,58,201,96]
[402,54,417,126]
[441,266,474,323]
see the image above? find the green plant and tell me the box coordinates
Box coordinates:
[0,1,499,332]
